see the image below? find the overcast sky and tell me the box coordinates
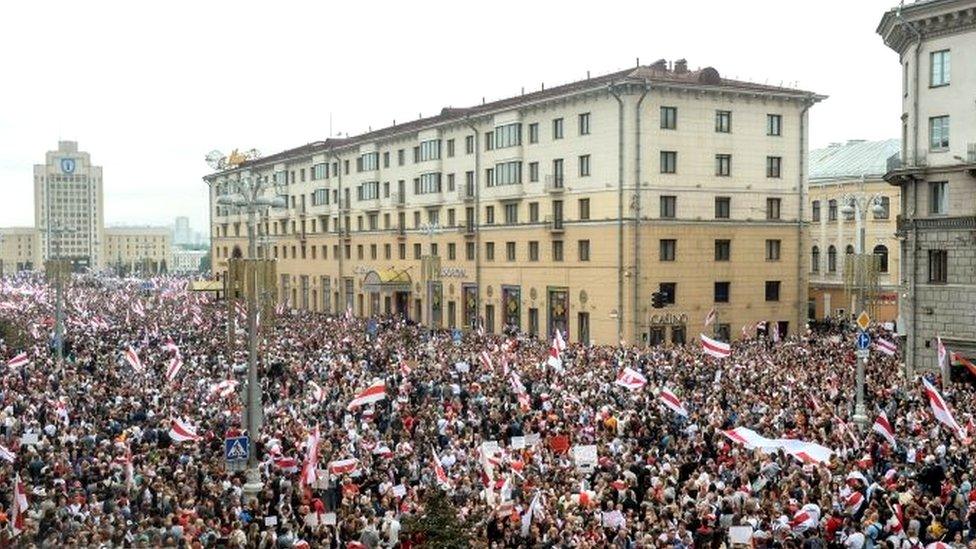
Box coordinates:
[0,0,902,232]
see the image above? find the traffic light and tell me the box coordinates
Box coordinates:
[651,291,666,309]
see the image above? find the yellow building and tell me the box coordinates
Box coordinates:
[104,227,173,275]
[808,139,902,322]
[0,227,40,275]
[206,60,824,345]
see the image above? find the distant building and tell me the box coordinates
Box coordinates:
[172,249,207,274]
[0,227,40,275]
[878,0,976,374]
[104,227,173,275]
[173,216,192,246]
[34,141,104,270]
[808,139,901,322]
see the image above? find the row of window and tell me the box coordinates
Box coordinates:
[811,244,890,274]
[811,197,891,221]
[659,152,782,178]
[658,238,782,262]
[904,49,951,94]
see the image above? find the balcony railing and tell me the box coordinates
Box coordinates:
[545,215,564,233]
[393,225,407,239]
[544,175,565,193]
[459,184,476,202]
[488,183,525,200]
[390,192,406,208]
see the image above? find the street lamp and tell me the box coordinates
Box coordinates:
[47,222,76,365]
[839,184,886,428]
[215,170,285,500]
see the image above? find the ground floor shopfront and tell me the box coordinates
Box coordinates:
[808,284,899,323]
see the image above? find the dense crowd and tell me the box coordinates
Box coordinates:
[0,273,974,548]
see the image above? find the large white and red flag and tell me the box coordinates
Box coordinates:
[658,388,689,417]
[874,338,897,356]
[700,333,731,359]
[11,473,28,537]
[166,356,184,382]
[922,377,963,435]
[872,412,897,449]
[5,352,29,369]
[169,418,201,442]
[546,337,563,370]
[703,308,717,328]
[722,427,782,450]
[479,350,493,370]
[210,379,239,398]
[0,444,16,463]
[328,458,360,476]
[301,426,320,486]
[347,379,386,410]
[614,367,647,391]
[432,447,450,488]
[779,439,834,465]
[937,336,949,380]
[123,346,143,372]
[844,491,865,516]
[790,504,821,533]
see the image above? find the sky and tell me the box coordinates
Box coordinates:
[0,0,903,233]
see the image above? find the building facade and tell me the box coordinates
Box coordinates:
[206,61,823,345]
[808,139,901,322]
[879,0,976,373]
[172,248,207,274]
[173,216,192,246]
[104,227,173,275]
[0,227,40,275]
[33,141,105,270]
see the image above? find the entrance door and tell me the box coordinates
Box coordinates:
[448,300,456,328]
[414,299,422,322]
[648,326,665,346]
[395,292,409,318]
[485,304,495,334]
[369,293,380,316]
[577,312,590,344]
[529,308,539,338]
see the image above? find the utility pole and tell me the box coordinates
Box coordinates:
[47,222,76,365]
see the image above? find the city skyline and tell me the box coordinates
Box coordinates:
[0,0,901,232]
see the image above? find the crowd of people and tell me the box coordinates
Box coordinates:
[0,272,974,548]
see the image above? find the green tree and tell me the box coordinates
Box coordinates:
[403,489,473,548]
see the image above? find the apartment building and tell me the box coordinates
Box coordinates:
[878,0,976,373]
[206,60,823,345]
[808,139,901,322]
[104,227,173,275]
[0,227,40,275]
[34,141,105,270]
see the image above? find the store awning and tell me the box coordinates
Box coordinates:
[189,280,223,292]
[363,269,411,293]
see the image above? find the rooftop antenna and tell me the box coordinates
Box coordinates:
[329,112,333,137]
[636,57,640,66]
[587,70,591,79]
[541,82,545,90]
[521,86,524,95]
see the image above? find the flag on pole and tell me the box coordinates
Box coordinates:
[479,350,493,370]
[951,351,976,377]
[554,329,566,352]
[700,333,731,359]
[301,426,320,486]
[937,336,949,381]
[874,338,897,357]
[328,458,360,475]
[658,388,689,417]
[169,418,201,442]
[11,474,28,537]
[546,337,563,369]
[166,356,183,382]
[5,352,29,369]
[614,367,647,391]
[347,379,386,410]
[520,491,543,537]
[872,412,897,449]
[772,322,781,343]
[123,346,143,372]
[162,337,179,354]
[922,377,964,436]
[308,381,326,403]
[432,447,450,489]
[704,308,717,328]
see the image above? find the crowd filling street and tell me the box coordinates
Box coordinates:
[0,273,974,548]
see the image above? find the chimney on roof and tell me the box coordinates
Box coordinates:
[650,59,668,72]
[674,59,688,74]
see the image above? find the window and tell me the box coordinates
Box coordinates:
[766,239,781,261]
[529,202,539,223]
[413,211,421,227]
[506,241,516,261]
[484,242,494,261]
[930,50,950,86]
[661,106,677,130]
[528,123,539,144]
[660,151,677,174]
[359,152,379,171]
[928,249,948,283]
[493,161,522,186]
[446,173,456,192]
[930,181,947,214]
[812,200,821,222]
[828,199,838,221]
[659,283,676,305]
[398,149,405,166]
[765,281,781,302]
[465,135,474,154]
[716,154,731,176]
[485,205,495,224]
[529,162,539,182]
[446,139,455,157]
[578,240,590,261]
[660,195,676,218]
[766,156,782,178]
[358,181,380,201]
[312,163,328,180]
[552,118,563,140]
[529,241,539,261]
[413,173,441,195]
[660,239,676,261]
[714,282,730,303]
[828,245,837,273]
[715,197,730,219]
[767,198,781,220]
[552,240,564,261]
[312,188,328,206]
[466,242,475,261]
[578,155,590,177]
[811,246,820,273]
[494,123,522,149]
[447,242,456,260]
[447,209,455,226]
[578,112,590,135]
[419,140,441,161]
[504,203,518,225]
[767,114,782,136]
[715,110,731,133]
[579,198,590,220]
[715,239,731,261]
[486,168,494,186]
[873,245,889,273]
[552,159,564,186]
[929,116,949,150]
[485,132,494,151]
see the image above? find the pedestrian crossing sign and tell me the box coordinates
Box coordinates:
[224,436,249,470]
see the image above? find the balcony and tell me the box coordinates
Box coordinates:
[458,222,476,237]
[545,215,565,234]
[393,225,407,239]
[458,184,476,202]
[544,175,565,194]
[390,192,406,209]
[358,196,381,211]
[488,183,525,201]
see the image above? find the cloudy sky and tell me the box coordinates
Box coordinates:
[0,0,902,233]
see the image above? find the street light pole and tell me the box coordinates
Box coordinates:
[49,222,76,365]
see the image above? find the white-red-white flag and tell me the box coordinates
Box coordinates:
[704,308,717,328]
[301,426,320,486]
[432,447,450,488]
[844,491,865,516]
[328,458,360,476]
[0,444,16,463]
[169,418,201,442]
[166,356,183,382]
[162,337,179,355]
[700,333,731,359]
[922,377,963,436]
[308,381,326,403]
[5,352,29,369]
[11,473,28,537]
[123,346,143,372]
[872,412,897,449]
[210,379,239,398]
[937,336,949,381]
[479,350,493,370]
[614,367,647,391]
[347,379,386,410]
[546,339,563,370]
[874,338,897,356]
[658,388,689,417]
[554,329,566,351]
[772,322,781,343]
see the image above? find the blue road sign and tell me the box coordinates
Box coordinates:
[366,319,378,337]
[452,328,462,343]
[224,435,250,465]
[856,331,871,351]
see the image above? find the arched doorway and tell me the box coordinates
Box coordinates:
[362,269,412,318]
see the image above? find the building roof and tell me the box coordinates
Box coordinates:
[206,61,825,179]
[809,139,901,182]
